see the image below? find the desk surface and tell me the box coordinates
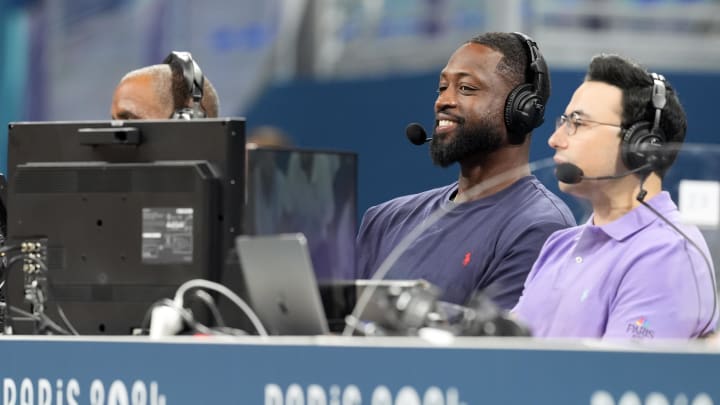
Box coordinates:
[0,335,718,405]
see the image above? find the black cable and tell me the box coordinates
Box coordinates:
[0,244,23,255]
[207,326,248,336]
[3,253,31,334]
[5,254,41,273]
[7,305,70,335]
[55,303,79,336]
[2,250,80,336]
[19,253,79,335]
[174,280,267,336]
[5,254,49,335]
[0,245,23,294]
[29,257,80,336]
[175,307,215,336]
[0,247,14,333]
[139,295,249,337]
[637,177,718,336]
[186,289,226,327]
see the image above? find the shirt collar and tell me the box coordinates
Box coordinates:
[587,191,677,241]
[443,176,535,208]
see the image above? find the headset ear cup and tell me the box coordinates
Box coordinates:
[622,121,667,171]
[164,51,206,120]
[504,83,541,145]
[503,32,549,146]
[622,121,650,170]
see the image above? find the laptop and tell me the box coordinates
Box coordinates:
[234,233,330,335]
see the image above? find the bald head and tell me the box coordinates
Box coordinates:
[110,63,220,120]
[111,65,173,120]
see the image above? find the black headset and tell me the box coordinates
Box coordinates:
[504,32,551,145]
[163,51,206,119]
[621,72,668,172]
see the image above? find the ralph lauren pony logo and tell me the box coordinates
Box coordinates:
[462,252,471,267]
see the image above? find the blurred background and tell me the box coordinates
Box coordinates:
[2,0,720,221]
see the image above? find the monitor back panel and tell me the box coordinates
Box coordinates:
[7,119,245,257]
[7,161,220,335]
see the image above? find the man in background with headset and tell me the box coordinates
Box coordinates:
[110,51,219,120]
[513,54,718,339]
[355,32,576,309]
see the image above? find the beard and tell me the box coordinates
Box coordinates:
[430,115,506,168]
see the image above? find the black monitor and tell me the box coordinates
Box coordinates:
[244,146,357,282]
[5,119,245,334]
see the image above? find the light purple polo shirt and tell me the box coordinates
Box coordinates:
[513,191,718,339]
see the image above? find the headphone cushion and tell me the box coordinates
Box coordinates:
[505,83,542,145]
[622,121,666,170]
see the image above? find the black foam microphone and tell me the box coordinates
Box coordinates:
[555,162,653,184]
[406,123,431,145]
[555,163,584,184]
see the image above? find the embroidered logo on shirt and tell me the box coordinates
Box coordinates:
[462,252,471,267]
[626,317,655,339]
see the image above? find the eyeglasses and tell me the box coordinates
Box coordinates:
[555,113,624,136]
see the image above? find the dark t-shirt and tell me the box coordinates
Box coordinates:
[356,176,576,308]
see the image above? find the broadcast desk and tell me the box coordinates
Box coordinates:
[0,335,718,404]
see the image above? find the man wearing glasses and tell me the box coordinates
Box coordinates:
[512,54,717,339]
